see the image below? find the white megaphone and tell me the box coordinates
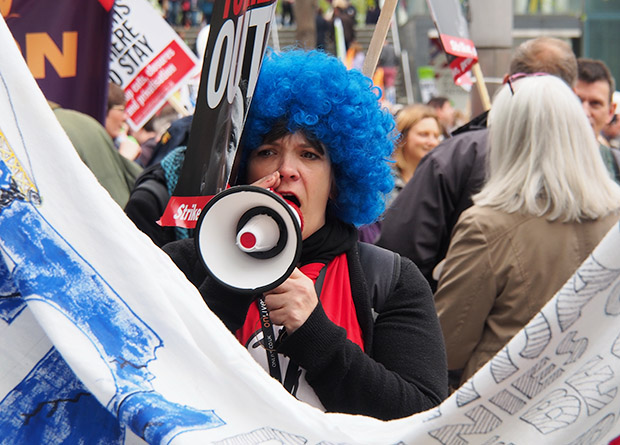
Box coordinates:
[195,185,303,294]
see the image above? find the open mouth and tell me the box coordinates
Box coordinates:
[279,193,301,208]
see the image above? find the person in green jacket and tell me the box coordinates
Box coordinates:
[51,102,142,208]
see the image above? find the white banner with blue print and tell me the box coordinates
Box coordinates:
[0,16,619,445]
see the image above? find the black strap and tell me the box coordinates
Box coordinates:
[257,296,282,382]
[133,179,170,214]
[258,265,327,386]
[311,248,400,317]
[358,242,400,318]
[258,245,398,386]
[314,264,328,298]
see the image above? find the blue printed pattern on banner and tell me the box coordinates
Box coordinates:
[0,348,124,444]
[0,145,224,443]
[0,256,25,323]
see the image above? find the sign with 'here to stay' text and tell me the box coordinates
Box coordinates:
[109,0,200,132]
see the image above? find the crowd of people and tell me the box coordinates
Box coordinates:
[56,31,620,421]
[378,37,620,389]
[160,0,214,28]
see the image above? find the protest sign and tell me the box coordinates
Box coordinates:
[159,0,278,229]
[1,12,620,445]
[3,0,113,124]
[109,0,200,132]
[425,0,477,85]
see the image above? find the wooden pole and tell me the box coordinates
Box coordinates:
[167,94,191,117]
[362,0,399,78]
[471,62,491,111]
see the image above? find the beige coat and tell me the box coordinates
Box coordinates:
[435,205,619,386]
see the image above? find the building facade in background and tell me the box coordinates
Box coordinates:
[398,0,618,119]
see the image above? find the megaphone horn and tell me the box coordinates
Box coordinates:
[236,206,288,258]
[195,185,303,294]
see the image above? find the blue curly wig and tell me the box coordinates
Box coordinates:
[238,49,396,226]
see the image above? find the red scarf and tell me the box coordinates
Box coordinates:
[236,253,364,351]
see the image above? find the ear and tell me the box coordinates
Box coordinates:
[609,101,617,125]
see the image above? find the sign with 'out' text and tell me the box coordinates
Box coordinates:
[160,0,278,229]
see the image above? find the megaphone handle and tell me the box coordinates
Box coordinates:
[257,296,283,382]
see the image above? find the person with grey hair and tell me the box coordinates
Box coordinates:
[434,75,620,388]
[377,36,579,291]
[508,36,577,84]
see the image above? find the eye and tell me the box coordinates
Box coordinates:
[301,151,320,160]
[254,147,275,158]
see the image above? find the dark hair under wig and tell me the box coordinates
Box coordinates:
[239,49,396,226]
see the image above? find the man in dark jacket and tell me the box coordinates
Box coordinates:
[377,37,579,290]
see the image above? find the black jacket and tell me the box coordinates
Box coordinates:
[163,237,448,420]
[146,116,192,168]
[377,115,489,292]
[124,164,178,247]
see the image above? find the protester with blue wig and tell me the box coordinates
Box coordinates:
[164,49,448,420]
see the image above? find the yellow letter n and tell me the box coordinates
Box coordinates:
[0,0,12,18]
[26,32,78,79]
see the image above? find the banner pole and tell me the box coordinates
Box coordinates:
[472,62,491,111]
[167,94,191,117]
[362,0,399,78]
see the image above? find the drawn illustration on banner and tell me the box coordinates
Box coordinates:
[0,74,225,442]
[427,248,620,443]
[0,348,124,443]
[3,5,620,442]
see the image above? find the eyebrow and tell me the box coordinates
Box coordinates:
[307,140,326,154]
[261,137,326,155]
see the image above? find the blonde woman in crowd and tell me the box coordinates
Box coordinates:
[389,104,440,205]
[358,104,440,242]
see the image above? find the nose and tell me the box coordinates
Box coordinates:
[278,153,300,180]
[425,134,439,149]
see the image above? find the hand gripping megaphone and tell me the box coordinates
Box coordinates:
[195,185,303,294]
